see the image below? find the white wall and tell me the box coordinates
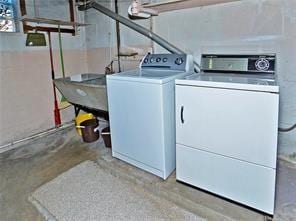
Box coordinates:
[153,0,296,156]
[84,0,152,73]
[0,0,87,147]
[1,0,295,158]
[84,0,296,157]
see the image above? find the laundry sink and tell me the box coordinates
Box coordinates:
[54,73,108,111]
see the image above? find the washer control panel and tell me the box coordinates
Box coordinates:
[141,53,193,72]
[201,54,276,74]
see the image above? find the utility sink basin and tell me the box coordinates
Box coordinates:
[54,73,108,111]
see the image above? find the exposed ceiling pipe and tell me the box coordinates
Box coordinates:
[128,0,159,19]
[78,0,201,71]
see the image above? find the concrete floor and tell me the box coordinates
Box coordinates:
[0,126,99,221]
[0,126,295,221]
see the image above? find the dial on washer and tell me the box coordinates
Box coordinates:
[175,57,184,65]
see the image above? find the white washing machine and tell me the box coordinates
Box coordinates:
[175,54,279,214]
[107,53,193,179]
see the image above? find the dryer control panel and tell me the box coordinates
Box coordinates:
[141,53,194,72]
[201,54,276,74]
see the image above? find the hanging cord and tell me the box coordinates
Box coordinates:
[58,25,66,78]
[57,25,70,107]
[114,0,121,72]
[279,123,296,132]
[48,32,61,127]
[33,0,39,17]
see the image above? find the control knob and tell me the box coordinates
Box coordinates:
[255,58,270,71]
[175,57,184,65]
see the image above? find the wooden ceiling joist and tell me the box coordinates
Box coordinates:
[21,17,89,27]
[143,0,241,13]
[23,25,75,34]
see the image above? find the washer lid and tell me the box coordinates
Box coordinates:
[176,72,279,93]
[107,68,190,84]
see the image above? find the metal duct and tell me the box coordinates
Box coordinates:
[78,0,201,71]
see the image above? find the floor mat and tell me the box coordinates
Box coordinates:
[29,160,204,221]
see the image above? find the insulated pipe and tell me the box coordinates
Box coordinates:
[78,1,201,70]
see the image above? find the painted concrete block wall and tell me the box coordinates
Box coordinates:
[3,0,294,158]
[85,1,117,74]
[85,0,153,73]
[25,0,70,20]
[153,0,296,157]
[0,1,87,147]
[0,0,151,147]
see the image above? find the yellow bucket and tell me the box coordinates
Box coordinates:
[75,113,95,136]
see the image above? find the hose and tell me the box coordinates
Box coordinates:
[279,124,296,132]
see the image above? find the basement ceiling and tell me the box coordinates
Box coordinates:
[143,0,241,13]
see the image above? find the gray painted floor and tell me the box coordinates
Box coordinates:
[0,126,295,221]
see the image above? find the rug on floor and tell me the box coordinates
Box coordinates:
[29,160,204,221]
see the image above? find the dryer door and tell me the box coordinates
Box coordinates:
[175,84,279,168]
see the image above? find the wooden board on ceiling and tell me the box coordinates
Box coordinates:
[21,17,89,27]
[143,0,241,13]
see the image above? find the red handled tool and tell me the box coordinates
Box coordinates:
[48,32,61,127]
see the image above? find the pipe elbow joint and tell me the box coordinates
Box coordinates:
[77,1,94,11]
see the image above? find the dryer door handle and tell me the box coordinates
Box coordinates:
[181,106,184,124]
